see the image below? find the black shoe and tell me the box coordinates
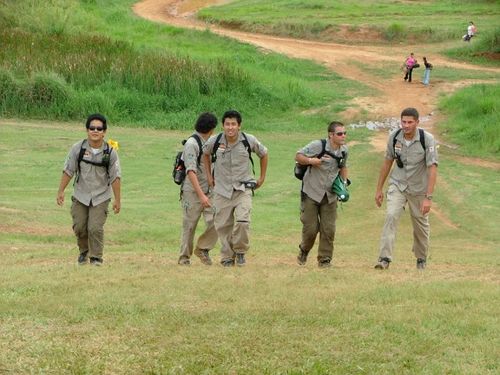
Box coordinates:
[221,259,235,267]
[89,257,103,266]
[178,258,191,266]
[297,247,309,265]
[318,259,332,268]
[375,257,391,270]
[416,258,426,270]
[235,253,246,267]
[78,251,88,265]
[194,248,212,266]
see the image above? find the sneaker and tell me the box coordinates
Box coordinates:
[318,259,332,268]
[374,257,391,270]
[178,258,191,266]
[416,258,426,270]
[235,253,246,267]
[221,259,235,267]
[297,247,309,265]
[194,248,213,266]
[78,250,88,265]
[89,257,103,266]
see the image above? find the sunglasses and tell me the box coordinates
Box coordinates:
[88,126,104,132]
[335,131,347,136]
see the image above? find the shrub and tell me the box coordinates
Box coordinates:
[384,23,405,41]
[24,71,72,107]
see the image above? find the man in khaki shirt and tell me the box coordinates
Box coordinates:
[374,107,438,270]
[57,114,121,266]
[178,112,218,266]
[295,121,349,268]
[203,110,268,267]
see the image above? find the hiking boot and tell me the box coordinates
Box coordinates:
[374,257,391,270]
[297,247,309,266]
[89,257,103,266]
[318,259,332,268]
[235,253,246,267]
[416,258,426,270]
[78,250,88,265]
[178,258,191,266]
[194,248,212,266]
[221,259,235,267]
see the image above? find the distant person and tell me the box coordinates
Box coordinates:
[202,110,268,267]
[177,112,219,266]
[56,114,121,266]
[422,56,433,86]
[403,53,416,83]
[374,108,438,270]
[463,21,477,42]
[295,121,349,268]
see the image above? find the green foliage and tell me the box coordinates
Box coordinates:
[439,84,500,156]
[384,23,405,41]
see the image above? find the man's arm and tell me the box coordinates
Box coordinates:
[375,159,394,207]
[295,153,321,167]
[56,172,73,206]
[203,154,214,188]
[421,164,437,214]
[256,153,268,188]
[187,170,211,208]
[111,178,121,214]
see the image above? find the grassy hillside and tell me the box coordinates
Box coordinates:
[0,0,362,130]
[0,120,498,373]
[198,0,500,44]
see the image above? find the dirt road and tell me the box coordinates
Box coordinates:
[133,0,499,171]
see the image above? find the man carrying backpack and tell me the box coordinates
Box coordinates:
[374,107,438,270]
[295,121,349,268]
[202,110,268,267]
[56,113,121,266]
[177,112,219,266]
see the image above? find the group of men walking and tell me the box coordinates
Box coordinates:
[57,107,438,270]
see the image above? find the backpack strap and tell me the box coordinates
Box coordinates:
[190,133,203,166]
[211,132,255,175]
[77,140,112,182]
[320,139,346,168]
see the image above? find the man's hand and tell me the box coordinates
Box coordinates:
[113,200,121,214]
[375,190,384,207]
[56,191,65,206]
[421,198,432,215]
[199,193,211,208]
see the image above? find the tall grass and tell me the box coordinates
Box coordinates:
[446,27,500,66]
[439,84,500,157]
[0,1,360,130]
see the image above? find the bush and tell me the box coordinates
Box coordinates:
[384,23,405,41]
[24,71,72,106]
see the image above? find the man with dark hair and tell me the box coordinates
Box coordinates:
[295,121,349,268]
[178,112,219,266]
[374,107,438,270]
[203,110,268,267]
[56,114,121,266]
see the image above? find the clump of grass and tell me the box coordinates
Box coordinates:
[384,23,405,41]
[439,84,500,157]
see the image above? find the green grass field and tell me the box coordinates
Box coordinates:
[199,0,500,44]
[0,120,498,373]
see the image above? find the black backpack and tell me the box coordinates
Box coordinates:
[76,140,112,183]
[294,139,346,180]
[172,134,203,185]
[392,128,426,168]
[211,132,255,174]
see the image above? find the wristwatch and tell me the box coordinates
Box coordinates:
[425,194,433,200]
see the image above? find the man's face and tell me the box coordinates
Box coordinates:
[401,116,419,136]
[329,126,347,147]
[87,119,106,143]
[222,117,241,139]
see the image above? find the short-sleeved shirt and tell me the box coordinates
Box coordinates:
[385,128,438,194]
[63,139,121,206]
[181,132,209,194]
[297,139,349,204]
[203,132,267,199]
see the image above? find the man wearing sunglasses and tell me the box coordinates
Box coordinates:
[295,121,349,268]
[57,113,121,266]
[374,107,438,270]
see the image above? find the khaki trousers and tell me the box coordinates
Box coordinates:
[300,193,337,262]
[378,184,430,261]
[213,190,252,262]
[71,197,109,260]
[179,191,218,260]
